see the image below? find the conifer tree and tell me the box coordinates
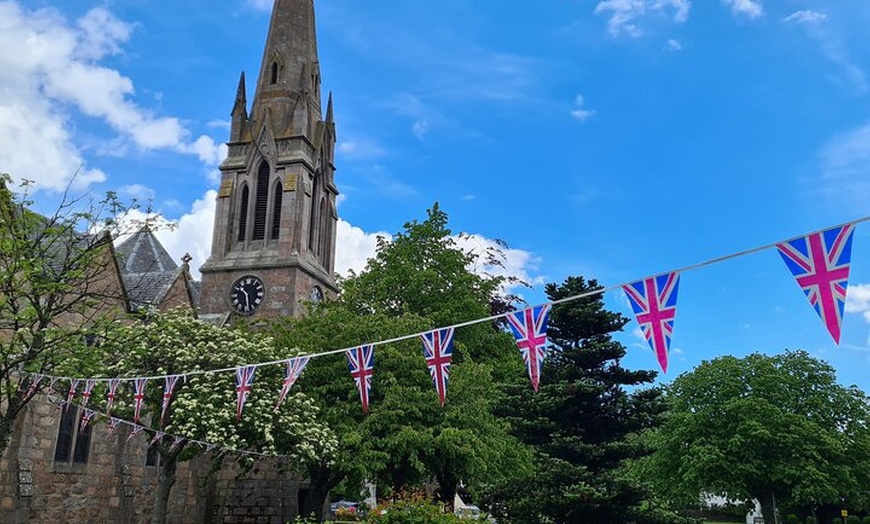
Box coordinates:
[489,276,683,524]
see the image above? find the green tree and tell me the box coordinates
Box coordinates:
[488,276,676,524]
[644,351,870,524]
[0,174,141,456]
[101,308,336,524]
[271,204,532,518]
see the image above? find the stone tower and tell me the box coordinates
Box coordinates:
[199,0,338,320]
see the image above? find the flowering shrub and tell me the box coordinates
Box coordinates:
[335,506,361,521]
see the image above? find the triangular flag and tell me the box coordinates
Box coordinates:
[623,272,680,373]
[127,425,144,443]
[235,365,257,420]
[132,378,148,424]
[507,305,551,392]
[149,431,166,448]
[777,223,855,343]
[81,379,96,406]
[161,375,183,424]
[80,409,97,432]
[23,374,43,402]
[346,345,375,413]
[107,417,122,436]
[421,328,455,406]
[106,379,121,414]
[170,436,184,452]
[65,379,80,411]
[274,357,310,412]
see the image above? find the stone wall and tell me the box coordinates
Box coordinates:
[0,396,303,524]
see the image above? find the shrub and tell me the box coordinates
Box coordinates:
[861,517,870,524]
[785,515,800,524]
[847,516,861,524]
[366,496,462,524]
[805,518,815,524]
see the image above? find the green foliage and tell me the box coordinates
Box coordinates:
[786,515,800,524]
[487,276,673,524]
[847,516,861,524]
[0,174,144,454]
[366,495,462,524]
[808,517,817,524]
[861,516,870,524]
[270,204,532,518]
[643,351,870,524]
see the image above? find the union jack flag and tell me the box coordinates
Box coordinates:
[274,357,310,412]
[127,424,144,443]
[149,431,166,448]
[235,365,257,420]
[81,379,96,406]
[107,417,122,436]
[777,224,855,344]
[421,328,455,406]
[23,374,43,402]
[507,305,551,392]
[170,436,184,452]
[623,272,681,374]
[65,380,79,412]
[161,375,183,425]
[80,408,97,432]
[132,378,148,424]
[106,379,121,414]
[346,345,375,413]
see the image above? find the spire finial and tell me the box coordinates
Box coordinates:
[326,91,334,123]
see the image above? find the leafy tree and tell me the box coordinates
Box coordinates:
[488,276,677,524]
[643,351,870,524]
[0,174,142,455]
[271,204,532,518]
[101,308,336,524]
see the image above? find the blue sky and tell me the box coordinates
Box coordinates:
[3,0,870,388]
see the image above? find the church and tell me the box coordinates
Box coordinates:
[0,0,339,522]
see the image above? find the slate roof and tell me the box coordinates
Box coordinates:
[115,228,183,309]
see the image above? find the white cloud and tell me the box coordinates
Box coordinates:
[337,139,386,160]
[120,184,155,202]
[453,233,545,292]
[818,123,870,211]
[721,0,763,19]
[334,220,391,277]
[571,94,596,122]
[666,38,683,51]
[846,284,870,323]
[594,0,691,38]
[247,0,273,12]
[784,10,826,24]
[412,119,430,140]
[0,2,224,192]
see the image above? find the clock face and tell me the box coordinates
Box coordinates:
[309,285,324,302]
[229,275,265,315]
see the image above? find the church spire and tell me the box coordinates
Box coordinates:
[250,0,322,138]
[325,91,333,123]
[229,71,248,142]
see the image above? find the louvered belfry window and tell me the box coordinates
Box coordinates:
[238,185,250,242]
[271,182,283,240]
[253,162,270,240]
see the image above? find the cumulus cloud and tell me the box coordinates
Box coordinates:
[0,2,224,192]
[721,0,763,19]
[453,233,545,292]
[334,220,391,277]
[570,95,596,122]
[666,38,683,51]
[594,0,691,38]
[846,284,870,323]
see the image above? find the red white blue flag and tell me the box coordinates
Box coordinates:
[346,345,375,413]
[507,305,551,392]
[421,328,455,406]
[66,379,79,411]
[235,365,257,420]
[274,357,309,412]
[133,378,148,424]
[80,409,97,432]
[161,375,182,424]
[127,424,144,443]
[623,272,681,374]
[149,431,165,447]
[777,224,855,344]
[170,436,184,452]
[81,379,96,406]
[107,417,122,436]
[106,379,121,414]
[24,374,43,402]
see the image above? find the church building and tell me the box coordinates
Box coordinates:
[0,1,339,522]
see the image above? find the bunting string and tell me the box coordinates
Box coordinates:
[23,216,870,387]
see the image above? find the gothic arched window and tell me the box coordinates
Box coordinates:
[271,182,283,240]
[253,161,270,241]
[271,62,278,85]
[237,184,250,242]
[308,172,320,252]
[319,197,329,265]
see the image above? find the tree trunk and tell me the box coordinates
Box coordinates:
[435,472,458,512]
[152,453,178,524]
[0,413,16,458]
[758,491,777,524]
[302,469,335,523]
